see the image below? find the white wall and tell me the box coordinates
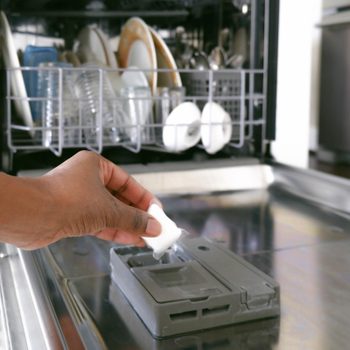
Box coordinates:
[271,0,322,168]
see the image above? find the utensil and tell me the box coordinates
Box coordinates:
[232,27,248,65]
[174,26,193,69]
[219,28,231,52]
[226,54,244,68]
[208,46,226,70]
[189,50,210,70]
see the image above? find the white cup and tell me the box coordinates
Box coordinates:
[201,101,232,154]
[162,101,201,152]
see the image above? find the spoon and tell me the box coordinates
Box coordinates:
[189,50,210,70]
[226,54,244,68]
[209,46,226,70]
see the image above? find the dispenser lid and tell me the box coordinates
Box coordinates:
[132,260,230,303]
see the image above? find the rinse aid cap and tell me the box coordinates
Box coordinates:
[142,203,182,259]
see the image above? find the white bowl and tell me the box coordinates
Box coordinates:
[162,102,201,152]
[201,102,232,154]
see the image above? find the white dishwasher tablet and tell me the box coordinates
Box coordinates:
[143,203,182,259]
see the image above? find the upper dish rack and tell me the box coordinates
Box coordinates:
[6,66,266,156]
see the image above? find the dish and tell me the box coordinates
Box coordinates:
[162,102,201,152]
[74,25,117,68]
[121,67,149,89]
[148,26,181,88]
[201,101,232,154]
[118,17,157,94]
[93,27,118,69]
[0,11,34,135]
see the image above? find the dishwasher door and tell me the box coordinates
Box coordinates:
[318,7,350,162]
[1,162,350,349]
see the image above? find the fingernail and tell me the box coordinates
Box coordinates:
[146,217,162,236]
[150,197,163,208]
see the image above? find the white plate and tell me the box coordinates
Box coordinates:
[0,11,34,135]
[92,27,118,69]
[148,26,181,88]
[118,17,157,94]
[121,67,149,89]
[74,25,117,68]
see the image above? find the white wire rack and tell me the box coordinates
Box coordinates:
[6,66,266,156]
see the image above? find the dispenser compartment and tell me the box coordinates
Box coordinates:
[109,236,280,338]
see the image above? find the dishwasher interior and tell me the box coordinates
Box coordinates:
[2,1,350,350]
[0,0,278,173]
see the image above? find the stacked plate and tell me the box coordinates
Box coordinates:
[74,25,117,68]
[118,17,182,93]
[0,11,34,135]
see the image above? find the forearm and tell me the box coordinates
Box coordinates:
[0,172,58,248]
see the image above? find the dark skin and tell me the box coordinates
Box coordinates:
[0,151,161,249]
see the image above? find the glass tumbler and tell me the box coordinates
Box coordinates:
[74,64,121,146]
[37,62,78,148]
[155,86,185,143]
[120,86,154,145]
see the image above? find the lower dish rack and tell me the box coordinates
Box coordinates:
[6,66,266,157]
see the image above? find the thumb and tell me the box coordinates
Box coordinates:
[107,199,162,237]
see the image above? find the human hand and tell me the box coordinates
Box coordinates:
[0,151,161,249]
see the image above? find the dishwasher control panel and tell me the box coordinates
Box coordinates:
[109,236,280,338]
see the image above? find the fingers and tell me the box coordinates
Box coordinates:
[95,228,146,247]
[106,198,162,237]
[99,156,158,211]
